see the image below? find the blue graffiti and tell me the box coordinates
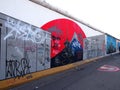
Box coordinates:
[70,38,83,60]
[107,35,116,54]
[118,42,120,51]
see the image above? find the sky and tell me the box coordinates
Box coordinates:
[45,0,120,39]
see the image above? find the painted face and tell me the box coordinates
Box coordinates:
[41,18,86,58]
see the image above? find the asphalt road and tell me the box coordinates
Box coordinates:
[10,54,120,90]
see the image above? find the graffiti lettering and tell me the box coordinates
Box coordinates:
[24,46,36,52]
[8,42,38,53]
[4,17,47,43]
[6,58,31,79]
[84,35,105,59]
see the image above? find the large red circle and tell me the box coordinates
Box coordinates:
[41,18,86,58]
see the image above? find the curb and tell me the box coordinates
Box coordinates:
[0,56,104,90]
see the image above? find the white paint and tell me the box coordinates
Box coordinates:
[0,0,103,37]
[72,41,81,49]
[4,17,47,43]
[15,47,23,57]
[76,22,103,37]
[45,0,120,39]
[0,0,65,27]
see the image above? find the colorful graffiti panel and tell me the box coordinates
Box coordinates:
[118,42,120,51]
[0,13,51,80]
[83,35,105,59]
[106,35,116,54]
[41,19,86,67]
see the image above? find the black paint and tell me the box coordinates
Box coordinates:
[0,23,2,27]
[6,58,31,79]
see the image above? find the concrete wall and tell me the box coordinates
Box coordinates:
[0,13,51,80]
[0,0,118,68]
[106,35,116,54]
[119,42,120,51]
[0,0,118,85]
[116,40,120,52]
[118,42,120,51]
[83,35,105,59]
[0,0,103,36]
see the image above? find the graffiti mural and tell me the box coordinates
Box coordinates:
[41,19,86,67]
[0,13,51,80]
[106,35,116,54]
[83,35,105,59]
[118,42,120,51]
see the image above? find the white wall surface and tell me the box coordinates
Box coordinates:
[0,0,65,27]
[0,0,103,37]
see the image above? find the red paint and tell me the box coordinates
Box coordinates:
[41,18,86,58]
[98,65,120,72]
